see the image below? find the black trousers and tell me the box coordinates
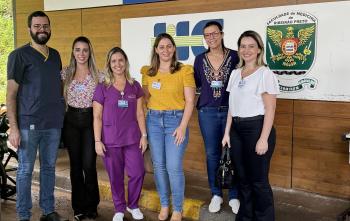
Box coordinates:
[63,109,100,214]
[230,117,276,221]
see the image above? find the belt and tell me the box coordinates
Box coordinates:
[199,106,228,112]
[67,106,92,113]
[233,115,264,123]
[148,109,183,116]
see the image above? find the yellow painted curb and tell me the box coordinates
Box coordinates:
[183,198,205,220]
[98,180,205,220]
[99,180,113,201]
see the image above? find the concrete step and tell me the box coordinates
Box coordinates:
[25,149,350,221]
[34,149,211,220]
[2,183,197,221]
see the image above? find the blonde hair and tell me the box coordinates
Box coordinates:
[236,30,266,68]
[103,47,134,87]
[148,33,181,76]
[63,36,98,100]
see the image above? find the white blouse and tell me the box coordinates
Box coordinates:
[226,66,280,118]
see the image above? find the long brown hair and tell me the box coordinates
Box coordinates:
[148,33,181,76]
[236,30,266,68]
[104,47,134,87]
[63,36,98,100]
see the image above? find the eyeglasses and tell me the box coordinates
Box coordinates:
[203,31,222,39]
[32,24,50,30]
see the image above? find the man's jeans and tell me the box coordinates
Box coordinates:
[146,110,188,212]
[198,107,238,199]
[16,129,61,220]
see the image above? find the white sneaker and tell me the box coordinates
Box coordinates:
[229,199,240,214]
[126,207,144,220]
[112,212,124,221]
[208,195,223,213]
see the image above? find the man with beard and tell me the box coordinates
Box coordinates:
[6,11,67,221]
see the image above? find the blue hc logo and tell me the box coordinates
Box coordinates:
[153,19,223,60]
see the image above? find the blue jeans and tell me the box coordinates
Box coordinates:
[198,107,238,200]
[146,109,188,212]
[16,129,61,220]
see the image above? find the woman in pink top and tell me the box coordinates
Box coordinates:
[61,36,100,221]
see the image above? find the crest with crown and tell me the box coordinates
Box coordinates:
[266,11,317,76]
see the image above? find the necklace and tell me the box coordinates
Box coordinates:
[207,48,227,72]
[239,66,260,88]
[39,47,48,56]
[241,66,260,79]
[31,43,49,57]
[74,73,89,82]
[114,78,126,92]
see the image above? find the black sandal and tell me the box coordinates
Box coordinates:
[86,211,98,219]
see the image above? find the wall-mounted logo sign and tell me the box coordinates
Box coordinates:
[266,11,318,92]
[123,1,350,101]
[153,19,223,60]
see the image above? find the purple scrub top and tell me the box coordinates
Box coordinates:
[93,80,144,147]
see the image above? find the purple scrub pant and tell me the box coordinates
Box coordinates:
[103,143,145,212]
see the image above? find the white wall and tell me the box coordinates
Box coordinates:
[121,1,350,101]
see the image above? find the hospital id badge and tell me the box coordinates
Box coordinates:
[238,79,245,88]
[151,81,161,90]
[75,84,85,92]
[118,100,128,108]
[211,80,223,88]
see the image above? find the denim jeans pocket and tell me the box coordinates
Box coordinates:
[175,111,183,118]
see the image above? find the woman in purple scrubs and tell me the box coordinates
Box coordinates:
[92,47,147,221]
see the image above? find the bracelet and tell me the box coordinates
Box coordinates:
[95,140,101,143]
[142,133,147,137]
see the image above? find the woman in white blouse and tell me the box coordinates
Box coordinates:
[222,30,280,221]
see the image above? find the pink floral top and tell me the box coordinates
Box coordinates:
[61,67,102,108]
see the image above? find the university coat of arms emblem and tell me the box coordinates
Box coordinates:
[266,11,318,92]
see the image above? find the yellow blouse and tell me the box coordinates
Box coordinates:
[141,64,195,110]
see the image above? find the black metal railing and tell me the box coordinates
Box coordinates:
[0,104,17,201]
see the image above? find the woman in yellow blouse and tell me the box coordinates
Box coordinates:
[141,33,195,221]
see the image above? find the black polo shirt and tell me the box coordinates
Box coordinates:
[7,43,65,130]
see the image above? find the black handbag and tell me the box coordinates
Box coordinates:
[215,145,235,189]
